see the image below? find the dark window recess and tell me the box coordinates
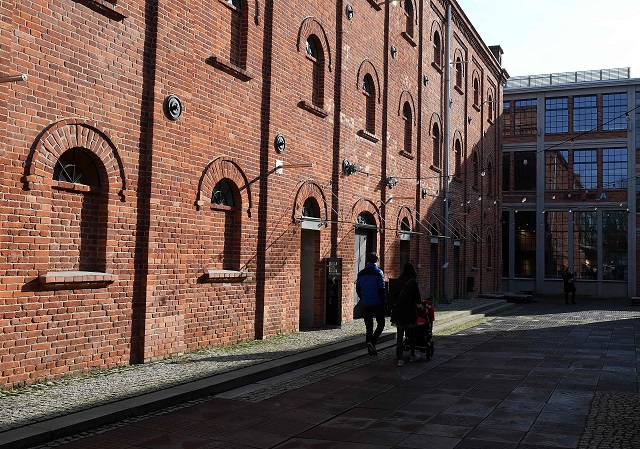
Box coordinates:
[513,151,536,190]
[54,148,101,187]
[212,180,236,207]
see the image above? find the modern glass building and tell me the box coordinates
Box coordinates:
[502,68,639,297]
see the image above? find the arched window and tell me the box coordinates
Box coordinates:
[54,147,101,187]
[473,78,479,106]
[212,180,236,207]
[472,227,480,267]
[306,35,324,108]
[432,123,440,167]
[487,234,493,268]
[212,178,241,270]
[455,56,463,88]
[487,93,494,121]
[403,102,412,153]
[404,0,414,37]
[433,31,441,66]
[363,74,376,134]
[454,139,462,176]
[302,198,319,218]
[51,147,106,272]
[226,0,241,8]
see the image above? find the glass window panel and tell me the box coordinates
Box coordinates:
[602,211,627,280]
[545,97,568,133]
[636,92,640,149]
[514,99,537,135]
[502,101,511,137]
[544,211,568,278]
[602,148,627,189]
[573,149,597,190]
[573,95,597,132]
[603,93,627,130]
[545,150,570,190]
[574,211,597,279]
[502,153,511,191]
[513,151,536,190]
[502,212,510,277]
[514,211,536,278]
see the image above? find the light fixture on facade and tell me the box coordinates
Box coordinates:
[390,45,397,59]
[386,176,398,188]
[346,3,354,20]
[342,159,362,175]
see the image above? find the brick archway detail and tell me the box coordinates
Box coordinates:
[197,157,252,215]
[292,181,328,223]
[356,59,381,103]
[297,17,332,72]
[395,206,414,232]
[398,90,417,125]
[350,198,381,228]
[26,118,126,195]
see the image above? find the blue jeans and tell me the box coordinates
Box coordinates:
[363,305,385,345]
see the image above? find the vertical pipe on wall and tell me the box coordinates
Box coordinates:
[442,3,451,302]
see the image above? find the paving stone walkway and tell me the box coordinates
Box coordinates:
[16,296,640,449]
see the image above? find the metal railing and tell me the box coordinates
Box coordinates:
[506,68,631,89]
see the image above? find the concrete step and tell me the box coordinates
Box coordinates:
[433,299,511,326]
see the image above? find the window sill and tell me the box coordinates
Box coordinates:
[399,149,414,160]
[430,165,442,174]
[357,129,380,143]
[366,0,382,10]
[298,101,328,118]
[73,0,126,21]
[206,269,249,283]
[207,56,252,81]
[452,175,462,183]
[218,0,240,12]
[52,180,102,194]
[472,104,481,112]
[401,32,417,48]
[454,85,464,96]
[470,267,479,272]
[38,271,117,289]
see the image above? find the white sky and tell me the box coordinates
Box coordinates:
[457,0,640,78]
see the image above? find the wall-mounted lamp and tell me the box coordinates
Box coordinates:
[421,188,427,199]
[346,3,354,20]
[423,75,429,86]
[386,176,398,188]
[467,115,472,124]
[342,159,362,175]
[0,74,27,83]
[390,45,397,59]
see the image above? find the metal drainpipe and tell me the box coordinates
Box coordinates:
[442,3,451,302]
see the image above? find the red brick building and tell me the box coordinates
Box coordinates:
[0,0,506,387]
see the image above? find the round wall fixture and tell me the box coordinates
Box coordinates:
[274,133,286,153]
[346,4,354,20]
[163,94,183,121]
[390,45,397,59]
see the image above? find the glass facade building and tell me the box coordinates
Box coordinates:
[502,69,638,297]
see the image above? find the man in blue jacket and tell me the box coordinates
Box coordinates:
[356,252,386,355]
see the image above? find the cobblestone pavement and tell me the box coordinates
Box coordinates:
[21,296,640,449]
[0,298,489,434]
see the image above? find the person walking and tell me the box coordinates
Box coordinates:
[390,262,422,366]
[562,266,576,304]
[355,252,386,355]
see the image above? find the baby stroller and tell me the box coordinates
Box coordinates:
[403,298,435,360]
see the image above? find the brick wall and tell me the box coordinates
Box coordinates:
[0,0,505,387]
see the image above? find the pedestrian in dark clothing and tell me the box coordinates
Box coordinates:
[355,252,386,355]
[390,262,422,366]
[562,267,576,304]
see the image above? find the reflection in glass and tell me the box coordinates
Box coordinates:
[573,95,597,132]
[602,148,627,189]
[544,211,568,278]
[545,97,568,133]
[603,93,627,131]
[514,211,536,278]
[545,150,570,190]
[573,149,597,189]
[574,212,597,279]
[602,211,627,280]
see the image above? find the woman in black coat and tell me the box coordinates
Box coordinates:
[391,262,423,366]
